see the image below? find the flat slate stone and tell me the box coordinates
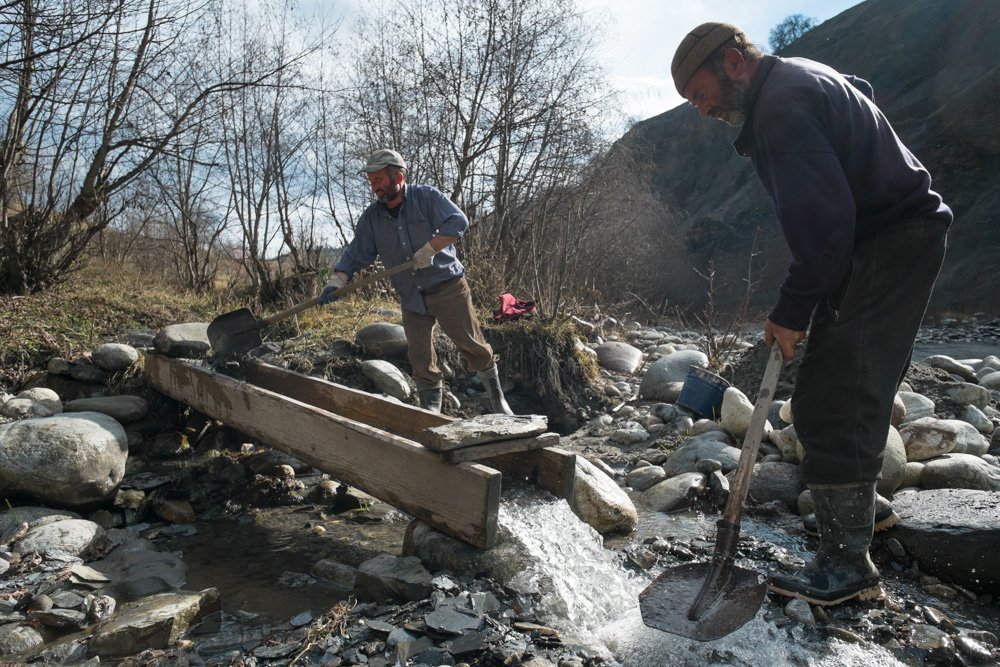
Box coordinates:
[891,488,1000,593]
[423,414,548,452]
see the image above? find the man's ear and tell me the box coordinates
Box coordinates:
[394,170,405,185]
[723,47,746,78]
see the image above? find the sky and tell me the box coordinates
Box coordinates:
[572,0,865,121]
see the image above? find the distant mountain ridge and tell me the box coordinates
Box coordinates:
[613,0,1000,317]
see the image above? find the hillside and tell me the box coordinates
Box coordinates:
[613,0,1000,317]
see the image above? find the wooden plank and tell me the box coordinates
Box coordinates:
[487,447,577,500]
[243,360,448,446]
[242,359,576,501]
[424,415,549,452]
[441,432,560,464]
[144,354,500,548]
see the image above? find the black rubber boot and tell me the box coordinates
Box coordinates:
[769,482,882,606]
[803,492,899,536]
[477,365,513,415]
[417,382,443,413]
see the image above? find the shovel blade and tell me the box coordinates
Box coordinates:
[207,308,263,357]
[639,561,767,641]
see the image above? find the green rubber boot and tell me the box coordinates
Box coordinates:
[803,492,899,536]
[770,482,882,606]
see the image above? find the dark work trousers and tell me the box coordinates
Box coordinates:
[793,218,949,485]
[402,275,495,388]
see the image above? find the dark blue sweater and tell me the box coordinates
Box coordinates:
[734,56,952,330]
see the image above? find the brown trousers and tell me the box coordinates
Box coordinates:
[402,276,494,387]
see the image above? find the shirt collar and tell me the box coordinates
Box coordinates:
[733,55,779,157]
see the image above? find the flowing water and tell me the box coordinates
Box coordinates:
[497,488,909,667]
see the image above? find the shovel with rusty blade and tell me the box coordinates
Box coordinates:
[207,261,415,357]
[639,341,784,641]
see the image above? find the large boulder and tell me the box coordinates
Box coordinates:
[639,350,709,401]
[594,341,643,375]
[571,456,638,534]
[356,322,408,357]
[0,412,128,508]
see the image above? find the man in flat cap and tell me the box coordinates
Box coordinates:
[671,24,951,605]
[318,148,512,415]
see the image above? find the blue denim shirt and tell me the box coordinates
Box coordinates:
[333,184,468,314]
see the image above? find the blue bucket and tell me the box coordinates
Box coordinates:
[677,366,731,419]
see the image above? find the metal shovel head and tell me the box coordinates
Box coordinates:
[639,560,767,641]
[207,308,263,357]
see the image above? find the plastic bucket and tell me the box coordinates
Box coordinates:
[676,366,731,419]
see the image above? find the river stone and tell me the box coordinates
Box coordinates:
[919,453,1000,491]
[312,559,357,591]
[12,519,108,560]
[360,359,411,400]
[594,341,643,374]
[153,322,211,358]
[626,465,667,492]
[959,405,995,435]
[891,489,1000,593]
[0,623,46,657]
[719,386,771,440]
[640,472,706,512]
[738,461,803,511]
[922,355,978,382]
[902,461,925,488]
[876,426,908,496]
[901,417,991,460]
[662,432,739,476]
[63,395,149,424]
[0,397,55,419]
[0,412,128,508]
[898,391,936,424]
[354,554,433,602]
[87,588,221,657]
[980,370,1000,390]
[639,350,709,400]
[356,322,408,357]
[68,361,110,384]
[15,387,63,414]
[91,343,140,372]
[943,382,991,410]
[571,456,638,534]
[0,507,82,535]
[402,521,526,583]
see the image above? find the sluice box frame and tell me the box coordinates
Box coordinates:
[144,354,576,549]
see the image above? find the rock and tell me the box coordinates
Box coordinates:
[901,417,991,461]
[720,386,770,441]
[640,472,706,512]
[15,387,63,414]
[354,554,433,602]
[1,397,55,419]
[892,489,1000,593]
[86,589,221,657]
[571,456,638,534]
[402,522,526,583]
[923,355,977,382]
[0,412,128,508]
[943,382,991,410]
[594,341,643,374]
[898,391,936,424]
[878,426,908,495]
[356,322,408,357]
[741,461,803,511]
[67,361,109,384]
[312,559,357,591]
[639,350,709,400]
[0,506,81,535]
[91,343,140,372]
[360,359,411,400]
[63,395,149,424]
[91,547,188,603]
[902,461,925,488]
[959,405,995,435]
[423,414,547,451]
[919,453,1000,491]
[153,323,211,358]
[0,623,46,657]
[625,465,667,492]
[11,519,108,559]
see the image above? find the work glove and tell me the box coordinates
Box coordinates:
[413,242,438,269]
[318,273,347,305]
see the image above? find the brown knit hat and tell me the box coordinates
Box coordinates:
[671,22,740,96]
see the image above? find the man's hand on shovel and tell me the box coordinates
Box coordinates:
[318,273,348,305]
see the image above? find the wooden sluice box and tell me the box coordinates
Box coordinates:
[144,354,576,549]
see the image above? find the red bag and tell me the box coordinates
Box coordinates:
[493,293,537,323]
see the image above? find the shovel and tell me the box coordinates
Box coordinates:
[639,342,784,641]
[207,261,415,357]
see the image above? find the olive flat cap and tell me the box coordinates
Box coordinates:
[671,22,740,96]
[359,149,407,173]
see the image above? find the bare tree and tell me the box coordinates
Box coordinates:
[0,0,301,295]
[769,14,817,52]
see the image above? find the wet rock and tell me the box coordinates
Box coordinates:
[354,554,433,602]
[625,465,666,491]
[570,456,637,534]
[640,472,705,512]
[312,558,358,591]
[424,607,483,634]
[85,588,221,657]
[0,623,47,656]
[11,519,108,559]
[90,547,188,603]
[892,489,1000,592]
[402,522,525,583]
[742,461,803,511]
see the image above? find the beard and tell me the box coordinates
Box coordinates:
[375,180,402,203]
[716,75,750,127]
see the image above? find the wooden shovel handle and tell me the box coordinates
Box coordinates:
[721,342,785,525]
[261,261,416,326]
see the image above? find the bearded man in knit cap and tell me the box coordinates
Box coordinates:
[671,23,952,605]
